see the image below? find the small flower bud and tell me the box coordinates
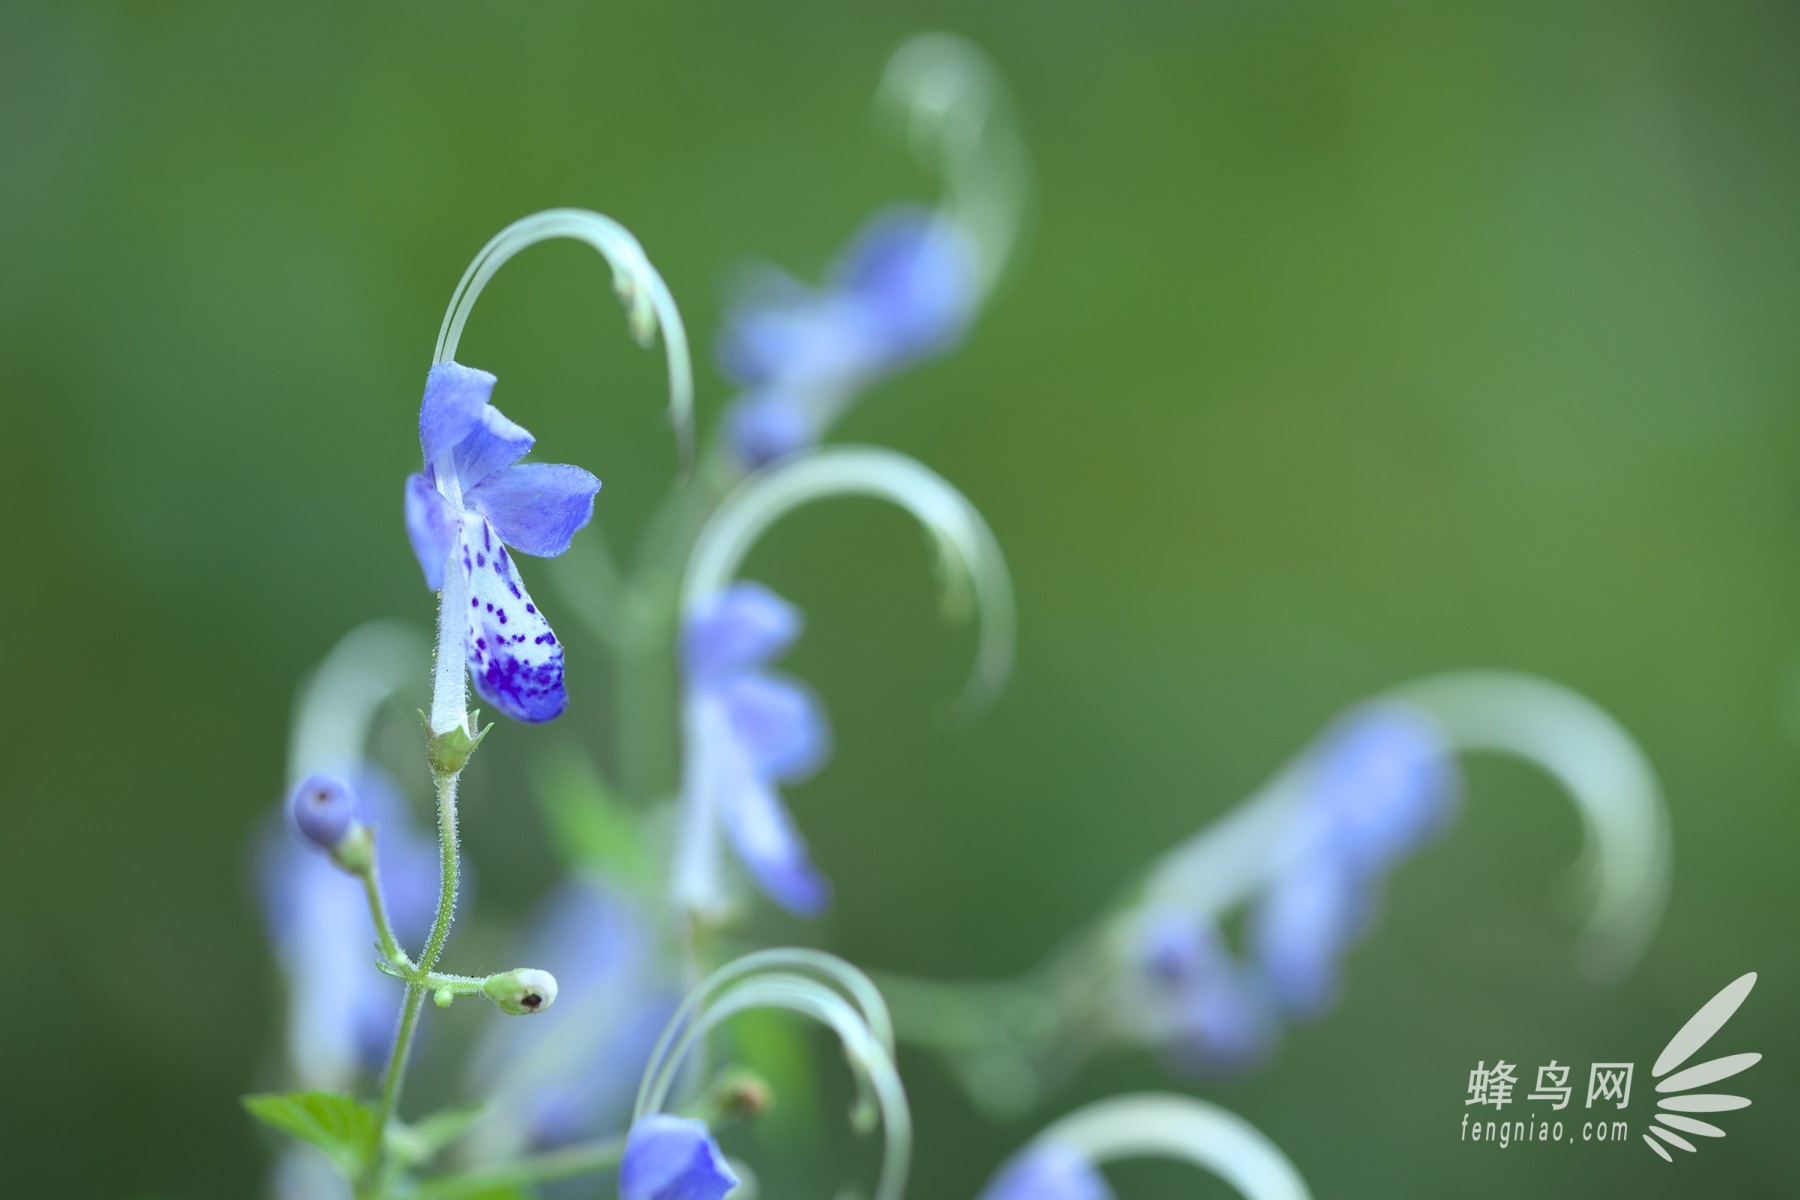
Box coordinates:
[483,968,559,1015]
[290,773,359,851]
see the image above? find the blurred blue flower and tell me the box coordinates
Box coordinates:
[1138,909,1275,1071]
[678,583,831,917]
[467,880,678,1156]
[979,1143,1114,1200]
[717,207,978,468]
[404,362,601,723]
[618,1115,739,1200]
[258,768,442,1087]
[1251,706,1457,1015]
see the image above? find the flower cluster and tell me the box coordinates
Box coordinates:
[244,31,1673,1200]
[719,209,978,467]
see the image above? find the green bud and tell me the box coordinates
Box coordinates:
[421,710,492,777]
[483,968,558,1015]
[433,986,456,1008]
[330,823,375,876]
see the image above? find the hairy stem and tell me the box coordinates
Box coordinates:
[356,843,412,971]
[359,767,464,1195]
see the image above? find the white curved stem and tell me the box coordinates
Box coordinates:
[1033,1093,1312,1200]
[682,444,1014,722]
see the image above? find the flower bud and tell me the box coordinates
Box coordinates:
[290,773,360,851]
[483,968,559,1015]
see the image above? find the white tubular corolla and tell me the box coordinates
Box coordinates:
[288,619,428,784]
[681,445,1015,723]
[633,951,910,1200]
[877,32,1031,303]
[1137,671,1670,983]
[1027,1093,1313,1200]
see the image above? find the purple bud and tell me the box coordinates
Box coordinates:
[979,1143,1114,1200]
[619,1115,739,1200]
[289,773,359,850]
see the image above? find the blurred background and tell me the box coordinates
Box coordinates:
[3,0,1798,1196]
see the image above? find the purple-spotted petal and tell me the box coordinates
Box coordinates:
[979,1144,1114,1200]
[465,462,602,559]
[717,673,827,782]
[459,513,568,723]
[618,1115,739,1200]
[419,362,497,466]
[452,403,536,489]
[405,473,459,590]
[683,583,802,682]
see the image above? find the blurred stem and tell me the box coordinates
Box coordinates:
[408,1135,626,1199]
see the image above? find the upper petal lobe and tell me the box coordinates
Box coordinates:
[466,462,601,559]
[419,362,497,466]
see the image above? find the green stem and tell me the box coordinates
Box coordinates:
[417,770,462,975]
[357,843,412,971]
[359,767,464,1196]
[407,1136,626,1200]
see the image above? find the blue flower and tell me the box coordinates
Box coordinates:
[619,1115,739,1200]
[258,769,442,1086]
[677,583,831,917]
[1250,706,1456,1015]
[404,362,601,723]
[467,881,678,1155]
[1138,909,1275,1071]
[979,1143,1114,1200]
[717,207,977,468]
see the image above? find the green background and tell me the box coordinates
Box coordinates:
[2,0,1797,1195]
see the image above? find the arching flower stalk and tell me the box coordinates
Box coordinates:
[671,446,1014,923]
[878,671,1672,1116]
[624,949,911,1200]
[980,1093,1313,1200]
[717,33,1031,469]
[247,210,694,1200]
[373,208,692,1194]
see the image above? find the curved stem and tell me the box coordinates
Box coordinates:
[356,844,412,971]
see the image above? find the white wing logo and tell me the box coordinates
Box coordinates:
[1642,971,1760,1161]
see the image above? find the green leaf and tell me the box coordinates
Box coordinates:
[530,747,651,885]
[388,1102,489,1166]
[241,1090,375,1176]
